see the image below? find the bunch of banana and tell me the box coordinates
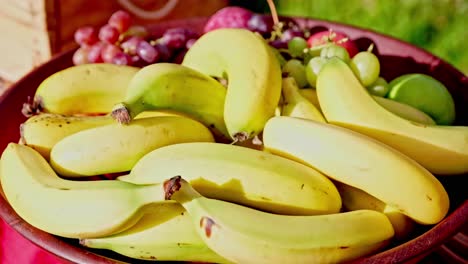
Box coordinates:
[316,58,468,175]
[163,176,395,264]
[2,24,460,264]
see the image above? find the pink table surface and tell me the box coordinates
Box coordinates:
[0,218,66,264]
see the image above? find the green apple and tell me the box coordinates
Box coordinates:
[387,74,455,125]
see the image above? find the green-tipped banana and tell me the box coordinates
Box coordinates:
[281,78,326,122]
[111,63,229,140]
[50,116,214,177]
[0,143,169,238]
[335,182,415,240]
[80,203,231,263]
[118,142,341,215]
[182,28,282,141]
[316,58,468,175]
[263,116,449,225]
[20,114,115,160]
[299,88,436,125]
[33,64,139,115]
[164,176,394,264]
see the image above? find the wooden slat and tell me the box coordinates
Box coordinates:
[0,9,51,80]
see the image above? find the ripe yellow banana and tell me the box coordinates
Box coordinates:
[263,116,449,225]
[111,63,229,140]
[80,203,231,263]
[281,77,326,122]
[33,63,139,115]
[164,176,394,264]
[20,114,115,160]
[335,182,415,240]
[300,88,436,125]
[19,111,188,160]
[118,142,341,215]
[50,116,214,177]
[316,58,468,175]
[182,28,282,141]
[0,143,169,238]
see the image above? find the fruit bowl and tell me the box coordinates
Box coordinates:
[0,16,467,263]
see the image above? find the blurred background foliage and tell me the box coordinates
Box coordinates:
[233,0,468,74]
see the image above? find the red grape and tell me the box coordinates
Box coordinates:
[72,46,90,65]
[87,42,105,63]
[203,6,253,33]
[154,43,172,62]
[121,36,143,55]
[74,26,98,46]
[137,40,159,63]
[280,28,305,43]
[247,14,273,35]
[161,28,195,49]
[99,24,120,44]
[108,10,132,33]
[101,44,122,63]
[112,52,133,65]
[307,30,359,57]
[121,25,149,40]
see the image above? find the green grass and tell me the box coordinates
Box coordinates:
[236,0,468,74]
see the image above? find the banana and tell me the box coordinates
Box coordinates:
[262,116,449,225]
[80,203,231,263]
[20,114,115,160]
[300,88,436,125]
[281,77,326,122]
[182,28,282,141]
[111,63,229,140]
[164,176,394,264]
[316,58,468,175]
[334,182,415,240]
[50,116,214,177]
[33,63,139,115]
[19,111,189,160]
[0,143,170,238]
[118,142,341,215]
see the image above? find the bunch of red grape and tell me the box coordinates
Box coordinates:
[72,10,199,66]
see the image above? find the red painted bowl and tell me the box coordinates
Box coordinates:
[0,17,467,264]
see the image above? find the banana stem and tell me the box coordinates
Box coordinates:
[111,103,132,124]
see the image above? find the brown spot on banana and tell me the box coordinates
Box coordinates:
[200,216,217,238]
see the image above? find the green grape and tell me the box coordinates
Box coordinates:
[367,77,389,97]
[282,59,308,88]
[305,57,328,87]
[320,44,350,63]
[350,51,380,86]
[288,37,308,58]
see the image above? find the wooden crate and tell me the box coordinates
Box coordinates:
[0,0,228,82]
